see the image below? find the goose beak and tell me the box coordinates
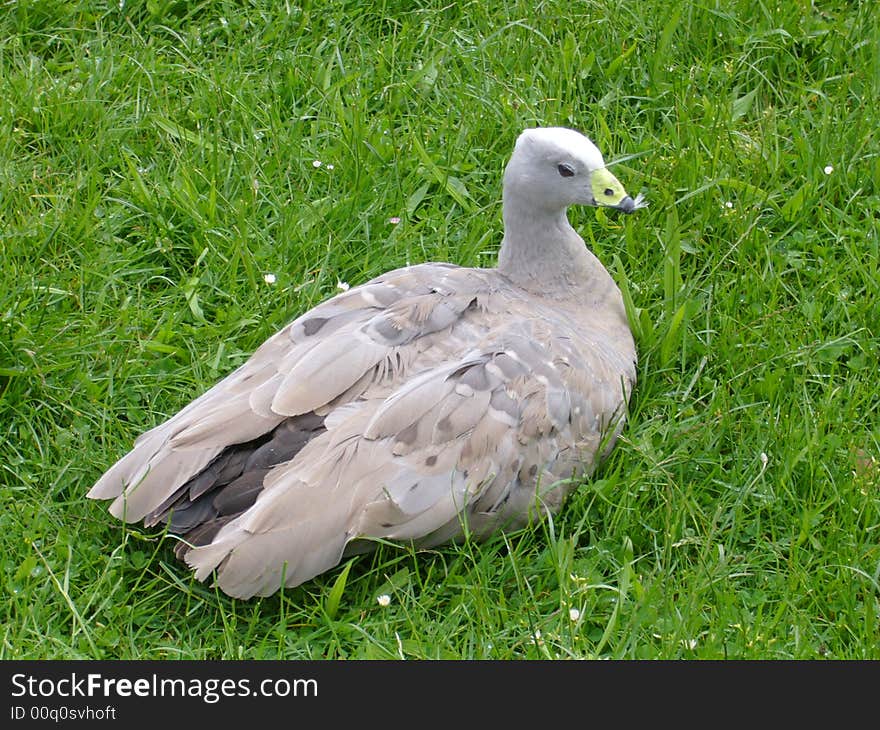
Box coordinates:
[590,168,646,213]
[615,195,638,214]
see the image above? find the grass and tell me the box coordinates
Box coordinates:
[1,0,878,659]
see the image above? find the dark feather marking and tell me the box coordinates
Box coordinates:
[168,498,218,533]
[174,516,236,560]
[213,469,270,515]
[373,316,410,345]
[212,448,251,486]
[302,317,328,336]
[490,389,518,418]
[145,415,326,553]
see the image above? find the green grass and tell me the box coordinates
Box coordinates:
[1,0,878,659]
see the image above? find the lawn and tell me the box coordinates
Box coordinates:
[1,0,877,659]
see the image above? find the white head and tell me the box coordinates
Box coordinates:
[503,127,643,214]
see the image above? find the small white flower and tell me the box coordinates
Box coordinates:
[725,201,734,209]
[760,452,768,468]
[312,160,322,168]
[388,216,401,225]
[569,607,581,622]
[263,273,276,285]
[336,280,350,292]
[377,594,391,607]
[823,165,834,175]
[326,164,334,171]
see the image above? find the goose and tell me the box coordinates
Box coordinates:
[88,127,644,598]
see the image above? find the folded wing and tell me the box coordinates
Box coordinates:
[89,264,635,598]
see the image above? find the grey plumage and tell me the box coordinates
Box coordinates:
[88,127,641,598]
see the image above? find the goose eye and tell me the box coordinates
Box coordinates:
[604,188,614,196]
[557,163,575,178]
